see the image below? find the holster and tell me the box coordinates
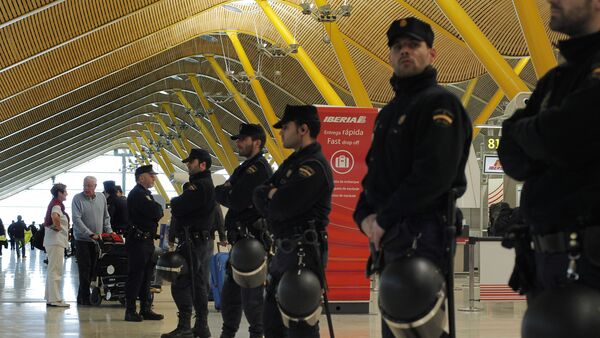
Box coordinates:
[583,226,600,268]
[129,225,153,241]
[503,224,536,295]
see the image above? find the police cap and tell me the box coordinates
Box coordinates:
[231,123,266,143]
[273,105,320,135]
[387,17,434,48]
[103,180,116,194]
[135,165,157,177]
[182,148,212,168]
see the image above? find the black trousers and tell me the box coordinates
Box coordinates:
[264,246,324,338]
[220,259,264,338]
[379,213,449,338]
[75,240,98,303]
[171,240,213,325]
[15,238,25,257]
[125,239,155,310]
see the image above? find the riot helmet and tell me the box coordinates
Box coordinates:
[230,237,268,288]
[156,251,188,283]
[379,256,447,338]
[276,268,323,327]
[522,284,600,338]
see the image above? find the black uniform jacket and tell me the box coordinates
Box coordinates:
[108,195,129,232]
[171,170,216,232]
[354,66,472,231]
[498,31,600,234]
[127,183,163,234]
[215,153,272,231]
[253,142,334,238]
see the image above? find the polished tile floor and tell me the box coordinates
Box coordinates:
[0,247,525,337]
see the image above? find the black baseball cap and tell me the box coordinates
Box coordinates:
[273,105,320,130]
[387,17,434,48]
[135,165,157,177]
[182,148,212,168]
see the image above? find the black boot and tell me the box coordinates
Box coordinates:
[140,303,164,320]
[193,316,211,338]
[125,301,142,322]
[124,309,143,322]
[161,312,194,338]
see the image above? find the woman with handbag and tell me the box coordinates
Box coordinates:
[44,183,71,308]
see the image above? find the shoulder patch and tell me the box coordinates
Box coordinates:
[398,115,407,125]
[245,164,258,174]
[432,109,454,126]
[298,165,316,178]
[592,66,600,79]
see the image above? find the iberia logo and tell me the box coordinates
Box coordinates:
[488,160,503,171]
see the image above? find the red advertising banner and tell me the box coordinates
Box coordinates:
[316,105,378,301]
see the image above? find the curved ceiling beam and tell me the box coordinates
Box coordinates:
[0,139,133,200]
[0,113,202,179]
[0,72,250,158]
[0,53,301,144]
[0,133,138,198]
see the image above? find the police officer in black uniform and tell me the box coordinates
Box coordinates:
[253,105,334,338]
[353,18,471,338]
[498,0,600,299]
[162,148,216,338]
[125,165,164,322]
[215,123,273,338]
[104,180,129,235]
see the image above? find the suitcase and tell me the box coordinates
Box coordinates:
[209,252,229,311]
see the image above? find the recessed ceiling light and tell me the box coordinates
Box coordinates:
[199,35,218,42]
[222,4,243,13]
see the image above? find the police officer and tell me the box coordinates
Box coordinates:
[253,105,334,338]
[353,18,472,338]
[162,148,216,338]
[215,123,273,338]
[125,165,164,322]
[104,180,129,235]
[498,0,600,299]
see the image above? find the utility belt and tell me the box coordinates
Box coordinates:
[229,219,269,242]
[129,225,154,241]
[531,225,600,281]
[532,225,600,254]
[275,228,328,255]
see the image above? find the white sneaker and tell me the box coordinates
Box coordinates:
[48,301,70,307]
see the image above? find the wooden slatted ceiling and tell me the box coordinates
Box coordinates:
[0,0,159,69]
[0,0,567,196]
[0,0,54,24]
[0,138,133,199]
[0,60,303,169]
[336,0,486,84]
[2,125,140,187]
[1,0,547,124]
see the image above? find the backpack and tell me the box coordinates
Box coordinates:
[32,226,45,251]
[488,202,514,236]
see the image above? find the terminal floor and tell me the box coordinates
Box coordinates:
[0,247,526,338]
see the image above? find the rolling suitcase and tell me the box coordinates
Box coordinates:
[210,251,229,310]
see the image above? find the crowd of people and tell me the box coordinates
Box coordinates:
[0,216,39,258]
